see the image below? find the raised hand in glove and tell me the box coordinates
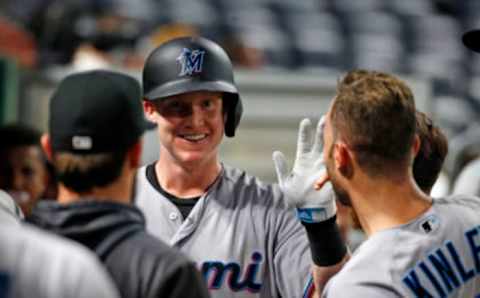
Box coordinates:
[272,117,335,223]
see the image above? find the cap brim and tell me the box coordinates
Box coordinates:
[144,79,238,101]
[463,30,480,52]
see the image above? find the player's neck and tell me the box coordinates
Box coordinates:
[155,154,222,198]
[56,168,134,205]
[350,175,432,237]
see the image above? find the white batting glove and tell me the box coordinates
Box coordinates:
[273,117,336,223]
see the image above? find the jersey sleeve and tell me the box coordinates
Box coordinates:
[270,189,313,297]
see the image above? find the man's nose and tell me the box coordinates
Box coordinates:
[189,105,205,127]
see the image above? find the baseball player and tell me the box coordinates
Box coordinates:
[315,70,480,297]
[28,70,210,298]
[331,110,450,249]
[135,36,347,297]
[413,111,449,195]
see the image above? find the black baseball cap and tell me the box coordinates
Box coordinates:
[462,29,480,52]
[49,70,147,153]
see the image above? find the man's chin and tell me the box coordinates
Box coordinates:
[6,190,30,204]
[175,150,215,166]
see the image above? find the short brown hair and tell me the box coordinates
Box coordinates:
[331,70,416,176]
[413,111,448,193]
[52,150,127,193]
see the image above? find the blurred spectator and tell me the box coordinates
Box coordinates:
[413,111,449,195]
[222,36,266,69]
[4,0,151,67]
[131,23,199,69]
[0,123,55,215]
[0,17,37,68]
[17,0,90,66]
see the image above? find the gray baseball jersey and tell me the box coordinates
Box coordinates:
[0,222,120,298]
[323,195,480,298]
[135,164,314,298]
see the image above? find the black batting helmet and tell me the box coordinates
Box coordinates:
[143,36,243,137]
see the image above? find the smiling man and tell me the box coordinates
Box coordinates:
[135,36,347,298]
[0,124,49,216]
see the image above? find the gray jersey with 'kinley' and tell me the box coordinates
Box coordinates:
[323,195,480,298]
[135,164,313,298]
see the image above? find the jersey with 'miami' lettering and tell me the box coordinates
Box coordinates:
[134,164,314,298]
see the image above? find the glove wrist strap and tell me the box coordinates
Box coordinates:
[296,202,336,223]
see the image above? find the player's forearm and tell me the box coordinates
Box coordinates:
[302,216,349,296]
[301,216,347,266]
[312,253,350,297]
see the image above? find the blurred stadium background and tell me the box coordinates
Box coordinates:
[0,0,479,192]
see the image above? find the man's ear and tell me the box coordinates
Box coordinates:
[412,134,421,157]
[143,100,157,122]
[334,142,354,178]
[40,134,53,161]
[334,142,348,169]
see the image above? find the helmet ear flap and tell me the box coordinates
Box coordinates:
[224,93,242,137]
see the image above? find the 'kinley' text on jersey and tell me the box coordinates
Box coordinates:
[402,225,480,297]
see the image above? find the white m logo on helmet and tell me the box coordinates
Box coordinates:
[176,48,205,76]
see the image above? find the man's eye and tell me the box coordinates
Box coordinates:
[202,100,212,108]
[167,101,182,109]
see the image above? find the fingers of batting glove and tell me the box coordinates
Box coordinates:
[272,150,289,186]
[295,118,314,163]
[311,116,326,155]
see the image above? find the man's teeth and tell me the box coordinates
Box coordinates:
[182,134,206,141]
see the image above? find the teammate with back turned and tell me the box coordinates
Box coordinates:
[28,70,210,298]
[313,70,480,297]
[134,36,348,298]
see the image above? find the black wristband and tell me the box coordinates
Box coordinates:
[301,216,347,266]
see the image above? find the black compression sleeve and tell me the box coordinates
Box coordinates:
[301,216,347,266]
